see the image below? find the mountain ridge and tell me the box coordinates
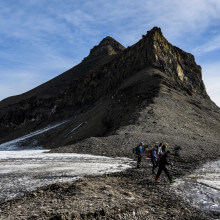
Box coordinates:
[0,27,219,220]
[0,27,219,149]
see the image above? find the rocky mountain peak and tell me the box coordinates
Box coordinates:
[0,27,215,142]
[140,27,208,97]
[83,36,125,62]
[146,26,163,36]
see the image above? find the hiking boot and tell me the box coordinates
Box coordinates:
[170,180,175,183]
[155,180,160,183]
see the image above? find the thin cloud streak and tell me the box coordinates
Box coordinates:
[192,34,220,55]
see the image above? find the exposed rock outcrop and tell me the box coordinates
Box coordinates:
[83,36,125,62]
[0,27,217,146]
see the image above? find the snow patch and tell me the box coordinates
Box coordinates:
[0,150,133,202]
[173,160,220,213]
[0,120,69,151]
[0,120,134,202]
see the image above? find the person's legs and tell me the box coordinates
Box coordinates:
[137,154,142,168]
[163,166,172,181]
[155,166,162,180]
[151,159,156,174]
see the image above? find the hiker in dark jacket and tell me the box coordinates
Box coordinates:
[162,143,168,153]
[155,151,175,183]
[151,145,158,174]
[156,143,164,166]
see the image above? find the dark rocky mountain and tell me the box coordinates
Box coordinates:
[1,27,220,220]
[0,27,219,159]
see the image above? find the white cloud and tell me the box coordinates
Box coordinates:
[192,34,220,55]
[202,62,220,107]
[1,0,220,45]
[205,78,220,108]
[76,0,220,46]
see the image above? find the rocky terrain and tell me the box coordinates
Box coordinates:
[0,27,220,219]
[0,159,218,220]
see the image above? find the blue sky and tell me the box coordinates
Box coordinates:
[0,0,219,106]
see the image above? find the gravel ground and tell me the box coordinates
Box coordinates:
[0,93,219,219]
[0,155,219,220]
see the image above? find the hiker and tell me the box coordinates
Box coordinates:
[155,151,175,183]
[135,142,143,168]
[151,145,158,174]
[162,143,168,153]
[158,143,163,157]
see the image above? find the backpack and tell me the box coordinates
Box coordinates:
[147,149,152,158]
[133,146,137,154]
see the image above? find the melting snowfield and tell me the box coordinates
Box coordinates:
[173,160,220,214]
[0,122,133,202]
[0,150,132,202]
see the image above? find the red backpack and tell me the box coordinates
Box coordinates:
[147,149,152,158]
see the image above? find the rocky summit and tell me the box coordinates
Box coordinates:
[0,27,218,148]
[0,27,220,219]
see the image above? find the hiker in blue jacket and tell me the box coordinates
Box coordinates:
[136,142,143,168]
[151,145,158,174]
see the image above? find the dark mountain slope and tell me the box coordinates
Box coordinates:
[1,27,219,220]
[0,27,219,152]
[0,36,125,107]
[52,69,220,163]
[0,36,125,139]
